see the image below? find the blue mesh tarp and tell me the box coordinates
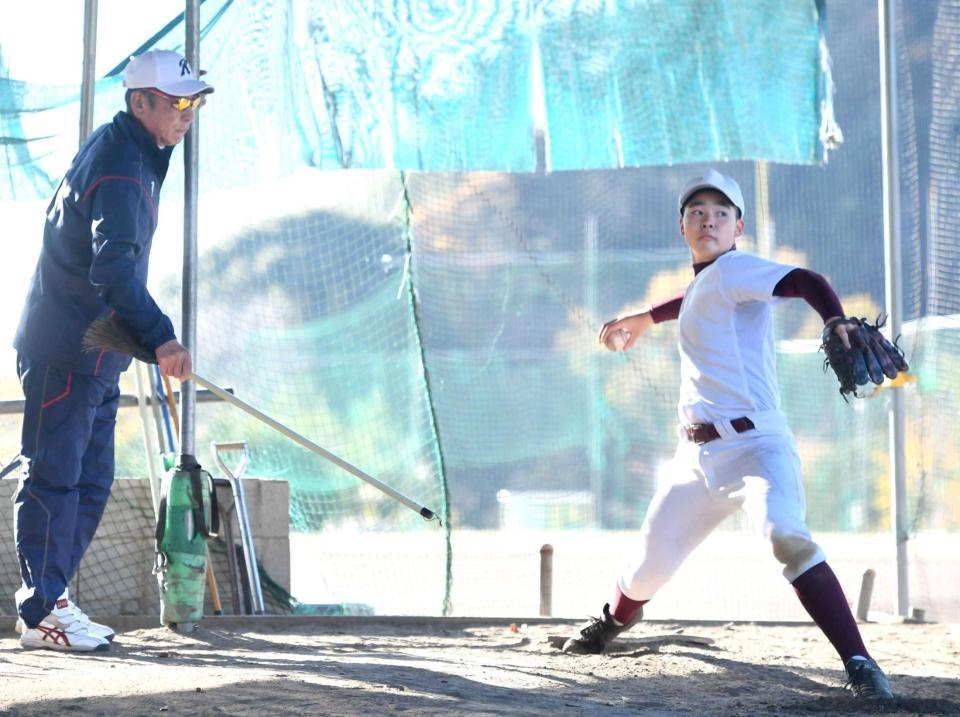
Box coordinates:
[2,0,834,201]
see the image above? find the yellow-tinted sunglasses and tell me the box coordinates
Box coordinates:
[146,88,206,111]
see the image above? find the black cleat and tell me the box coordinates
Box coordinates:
[844,658,894,699]
[562,603,639,655]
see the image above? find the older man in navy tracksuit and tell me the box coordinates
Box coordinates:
[13,50,212,652]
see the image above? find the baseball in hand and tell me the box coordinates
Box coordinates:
[606,328,629,352]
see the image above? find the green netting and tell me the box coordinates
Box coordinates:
[2,0,834,199]
[539,1,832,168]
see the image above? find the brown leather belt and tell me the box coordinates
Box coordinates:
[683,417,755,445]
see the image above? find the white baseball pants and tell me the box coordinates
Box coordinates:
[619,429,826,601]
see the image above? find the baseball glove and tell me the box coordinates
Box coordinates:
[821,316,909,399]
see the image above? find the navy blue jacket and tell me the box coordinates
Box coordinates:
[15,111,177,379]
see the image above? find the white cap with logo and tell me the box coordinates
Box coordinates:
[123,50,214,97]
[678,169,745,218]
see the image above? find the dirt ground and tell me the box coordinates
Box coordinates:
[1,616,958,717]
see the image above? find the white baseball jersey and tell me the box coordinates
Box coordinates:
[677,250,796,425]
[617,251,827,602]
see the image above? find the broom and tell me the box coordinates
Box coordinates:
[83,314,440,523]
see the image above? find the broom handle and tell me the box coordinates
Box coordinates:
[187,372,439,522]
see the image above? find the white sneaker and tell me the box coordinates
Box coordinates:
[15,591,116,643]
[19,613,109,653]
[55,591,115,642]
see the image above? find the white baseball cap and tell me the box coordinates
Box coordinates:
[123,50,214,97]
[678,169,745,218]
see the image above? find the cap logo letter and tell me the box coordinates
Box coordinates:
[179,58,191,77]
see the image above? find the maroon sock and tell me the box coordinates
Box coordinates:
[610,586,647,625]
[791,561,869,662]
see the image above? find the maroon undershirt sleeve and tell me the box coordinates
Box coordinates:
[773,268,844,322]
[649,294,683,323]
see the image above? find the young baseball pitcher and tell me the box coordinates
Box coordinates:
[562,169,895,700]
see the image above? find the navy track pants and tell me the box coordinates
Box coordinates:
[14,355,120,627]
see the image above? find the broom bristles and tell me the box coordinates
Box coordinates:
[81,315,157,364]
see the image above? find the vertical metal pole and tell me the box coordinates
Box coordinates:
[754,161,775,259]
[134,362,162,519]
[585,213,602,528]
[181,0,201,458]
[75,0,99,606]
[79,0,98,144]
[878,0,909,617]
[530,24,549,174]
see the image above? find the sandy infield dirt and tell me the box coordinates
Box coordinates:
[1,617,958,716]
